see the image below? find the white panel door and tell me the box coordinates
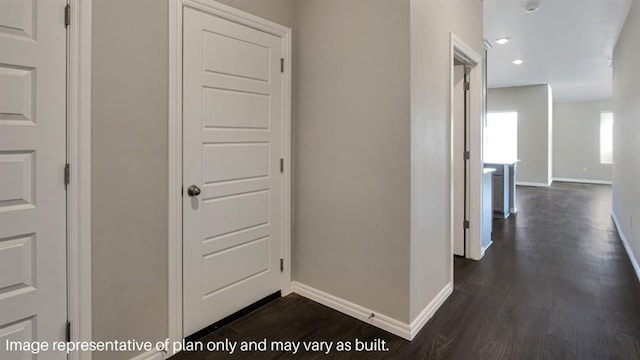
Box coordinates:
[0,1,67,359]
[183,7,284,336]
[453,65,465,256]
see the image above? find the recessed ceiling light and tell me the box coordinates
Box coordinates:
[495,38,510,45]
[512,59,524,65]
[524,1,540,13]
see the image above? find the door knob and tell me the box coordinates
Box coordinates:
[187,185,201,197]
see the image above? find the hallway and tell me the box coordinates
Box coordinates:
[174,183,640,359]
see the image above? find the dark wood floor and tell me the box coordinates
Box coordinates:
[173,183,640,359]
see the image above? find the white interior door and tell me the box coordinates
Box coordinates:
[464,70,471,257]
[453,64,465,256]
[0,0,68,358]
[182,7,285,336]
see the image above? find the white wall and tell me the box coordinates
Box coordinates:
[612,0,640,278]
[92,1,168,359]
[409,0,484,321]
[488,85,553,186]
[293,0,412,323]
[553,100,613,183]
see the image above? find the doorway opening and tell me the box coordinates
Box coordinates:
[453,61,471,257]
[449,33,484,279]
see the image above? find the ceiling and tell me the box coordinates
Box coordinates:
[484,0,632,102]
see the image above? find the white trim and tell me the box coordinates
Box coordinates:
[168,0,183,352]
[129,350,165,360]
[280,27,293,296]
[67,1,92,359]
[168,0,292,353]
[553,178,613,185]
[481,241,493,257]
[292,282,411,340]
[184,0,291,34]
[409,282,453,339]
[516,181,550,187]
[292,281,453,341]
[612,212,640,282]
[449,33,484,263]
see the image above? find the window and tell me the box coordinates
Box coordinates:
[600,112,613,164]
[484,112,518,162]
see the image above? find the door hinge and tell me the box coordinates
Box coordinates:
[280,58,284,73]
[280,258,284,272]
[464,151,470,160]
[64,4,71,28]
[280,158,284,173]
[65,321,71,342]
[64,163,70,187]
[464,82,470,91]
[464,220,470,229]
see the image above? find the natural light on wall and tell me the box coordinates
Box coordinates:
[484,112,518,162]
[600,112,613,164]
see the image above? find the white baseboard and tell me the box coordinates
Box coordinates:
[612,212,640,282]
[516,181,550,187]
[481,241,493,257]
[553,178,612,185]
[291,282,411,340]
[291,281,453,341]
[130,350,164,360]
[409,282,453,339]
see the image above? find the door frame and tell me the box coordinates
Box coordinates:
[67,0,93,359]
[168,0,292,354]
[449,33,484,266]
[1,1,91,358]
